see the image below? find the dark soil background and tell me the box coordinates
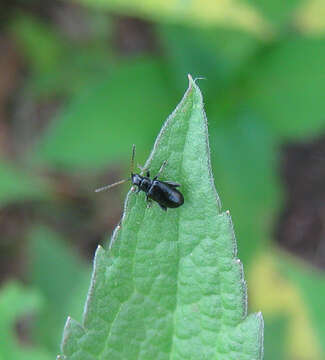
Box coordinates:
[277,136,325,270]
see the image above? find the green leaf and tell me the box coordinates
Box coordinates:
[74,0,272,39]
[28,227,91,354]
[158,24,260,95]
[244,0,303,26]
[294,0,325,35]
[11,15,66,77]
[263,316,287,360]
[250,252,324,359]
[30,58,176,170]
[246,37,325,139]
[59,75,263,359]
[11,15,112,97]
[277,254,325,356]
[0,160,51,206]
[0,281,52,360]
[208,114,280,267]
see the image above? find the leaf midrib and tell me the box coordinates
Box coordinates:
[169,85,194,360]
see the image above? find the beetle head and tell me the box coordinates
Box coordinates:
[131,173,142,186]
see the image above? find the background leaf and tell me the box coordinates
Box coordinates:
[0,161,51,206]
[73,0,271,38]
[294,0,325,35]
[277,253,325,356]
[0,282,52,360]
[158,24,260,95]
[11,15,112,97]
[250,253,324,360]
[28,227,91,354]
[244,0,303,26]
[208,115,280,266]
[30,58,176,170]
[245,37,325,138]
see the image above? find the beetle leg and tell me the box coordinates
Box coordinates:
[154,160,168,180]
[137,164,150,177]
[146,197,153,208]
[158,203,167,211]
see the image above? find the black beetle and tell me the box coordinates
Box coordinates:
[95,145,184,211]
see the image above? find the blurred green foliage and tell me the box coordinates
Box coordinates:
[27,227,90,354]
[0,161,51,206]
[263,316,288,360]
[31,58,175,169]
[12,14,112,97]
[1,0,325,359]
[245,37,325,138]
[0,282,51,360]
[278,254,325,356]
[250,253,325,359]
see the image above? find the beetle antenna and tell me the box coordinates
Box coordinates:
[193,76,206,83]
[95,178,129,193]
[130,144,136,174]
[155,160,168,179]
[95,144,136,193]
